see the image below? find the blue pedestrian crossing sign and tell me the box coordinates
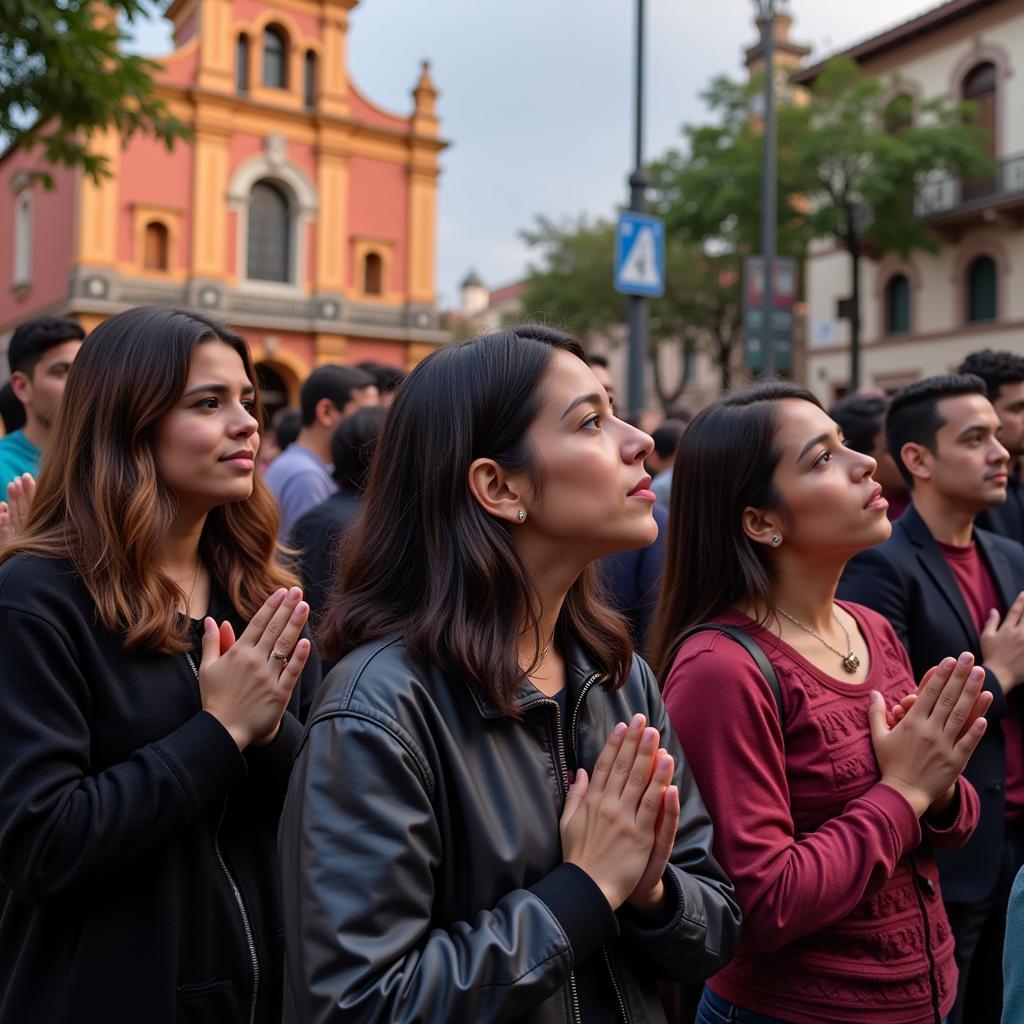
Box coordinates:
[614,212,665,298]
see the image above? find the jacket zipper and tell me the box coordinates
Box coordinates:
[215,800,261,1024]
[186,653,261,1024]
[544,670,631,1024]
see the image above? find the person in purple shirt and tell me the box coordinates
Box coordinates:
[264,364,377,538]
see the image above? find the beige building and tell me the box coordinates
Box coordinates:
[792,0,1024,403]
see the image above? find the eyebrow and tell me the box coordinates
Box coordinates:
[955,421,995,440]
[182,383,256,399]
[560,392,604,421]
[797,432,831,464]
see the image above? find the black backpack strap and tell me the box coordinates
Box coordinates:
[678,623,784,725]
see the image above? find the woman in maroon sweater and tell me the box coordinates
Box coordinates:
[649,383,989,1024]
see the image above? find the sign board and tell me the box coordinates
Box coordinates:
[614,212,665,298]
[743,255,797,372]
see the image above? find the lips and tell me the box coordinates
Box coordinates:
[628,475,653,497]
[220,449,255,466]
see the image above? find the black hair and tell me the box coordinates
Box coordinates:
[651,419,687,459]
[8,316,85,376]
[330,406,385,491]
[0,381,27,433]
[299,364,375,426]
[319,323,633,716]
[663,404,693,424]
[270,407,302,449]
[649,381,823,680]
[355,360,407,395]
[958,349,1024,403]
[828,394,888,455]
[885,374,989,489]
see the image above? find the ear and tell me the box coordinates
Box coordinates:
[9,370,31,405]
[899,442,932,483]
[740,505,785,549]
[314,398,339,428]
[467,457,527,525]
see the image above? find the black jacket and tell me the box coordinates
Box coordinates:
[0,553,320,1024]
[838,505,1024,903]
[279,636,741,1024]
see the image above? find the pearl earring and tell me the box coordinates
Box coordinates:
[771,533,782,547]
[518,510,527,523]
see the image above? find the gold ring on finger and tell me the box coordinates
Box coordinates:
[271,652,289,665]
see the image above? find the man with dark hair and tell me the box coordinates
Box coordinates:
[648,418,687,506]
[839,373,1024,1024]
[0,316,84,487]
[264,364,377,537]
[290,406,385,627]
[829,393,910,520]
[586,353,616,412]
[960,349,1024,542]
[355,360,406,407]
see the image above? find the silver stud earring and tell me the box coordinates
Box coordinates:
[771,533,782,547]
[517,509,527,523]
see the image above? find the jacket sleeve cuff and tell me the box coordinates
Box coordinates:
[863,782,924,853]
[982,665,1009,721]
[530,863,619,965]
[150,710,248,817]
[244,712,302,777]
[619,866,685,937]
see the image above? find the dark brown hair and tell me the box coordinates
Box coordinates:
[318,324,633,714]
[1,306,296,651]
[648,381,822,680]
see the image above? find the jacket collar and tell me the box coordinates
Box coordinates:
[464,637,605,720]
[899,502,1015,643]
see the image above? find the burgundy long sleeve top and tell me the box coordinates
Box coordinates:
[663,601,979,1024]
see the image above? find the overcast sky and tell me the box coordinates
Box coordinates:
[130,0,934,307]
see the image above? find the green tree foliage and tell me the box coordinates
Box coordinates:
[1,0,190,183]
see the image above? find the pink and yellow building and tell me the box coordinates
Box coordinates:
[0,0,449,405]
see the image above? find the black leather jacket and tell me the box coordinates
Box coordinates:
[279,636,741,1023]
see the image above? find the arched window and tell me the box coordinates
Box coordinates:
[236,34,249,93]
[884,93,914,135]
[143,221,169,272]
[884,274,911,334]
[247,181,291,283]
[363,252,383,295]
[966,255,997,323]
[962,62,997,200]
[304,51,317,109]
[262,25,288,89]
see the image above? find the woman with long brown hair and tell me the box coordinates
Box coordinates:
[0,307,319,1024]
[278,324,741,1023]
[649,382,988,1024]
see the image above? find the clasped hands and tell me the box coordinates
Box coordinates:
[559,713,679,915]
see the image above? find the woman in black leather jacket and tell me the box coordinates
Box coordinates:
[279,324,741,1023]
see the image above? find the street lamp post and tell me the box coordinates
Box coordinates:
[754,0,777,377]
[626,0,648,418]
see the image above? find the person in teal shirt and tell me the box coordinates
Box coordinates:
[0,316,84,490]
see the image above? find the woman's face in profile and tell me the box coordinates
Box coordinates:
[153,342,261,516]
[769,398,892,557]
[518,348,659,562]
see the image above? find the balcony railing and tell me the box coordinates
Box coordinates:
[915,152,1024,218]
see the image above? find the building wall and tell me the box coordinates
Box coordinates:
[804,1,1024,402]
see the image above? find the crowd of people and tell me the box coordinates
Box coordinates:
[0,306,1022,1024]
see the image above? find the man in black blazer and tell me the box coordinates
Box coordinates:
[960,349,1024,543]
[839,374,1024,1024]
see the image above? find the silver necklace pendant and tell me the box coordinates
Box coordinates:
[842,652,861,674]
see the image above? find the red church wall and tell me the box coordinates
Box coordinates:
[347,82,408,133]
[0,154,77,333]
[347,155,408,292]
[344,337,407,368]
[117,134,194,270]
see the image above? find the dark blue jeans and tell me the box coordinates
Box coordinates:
[695,986,947,1024]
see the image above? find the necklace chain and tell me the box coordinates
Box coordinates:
[776,605,861,674]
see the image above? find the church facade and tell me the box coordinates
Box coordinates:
[0,0,448,404]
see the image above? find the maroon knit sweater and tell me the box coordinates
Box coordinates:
[663,602,979,1024]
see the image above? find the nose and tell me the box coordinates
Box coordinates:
[852,448,877,481]
[992,438,1011,464]
[231,404,259,439]
[622,422,654,464]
